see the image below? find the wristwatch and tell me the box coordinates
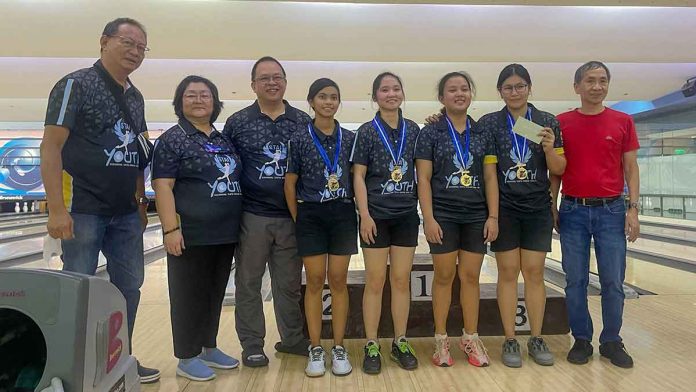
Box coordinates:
[137,196,150,206]
[628,201,639,211]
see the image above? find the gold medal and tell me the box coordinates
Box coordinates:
[516,165,528,180]
[327,173,340,192]
[460,171,472,187]
[391,166,403,183]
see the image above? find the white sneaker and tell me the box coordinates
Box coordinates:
[305,346,326,377]
[331,345,352,376]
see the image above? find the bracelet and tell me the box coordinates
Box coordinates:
[488,216,498,220]
[163,226,180,235]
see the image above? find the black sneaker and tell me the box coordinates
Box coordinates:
[241,348,269,367]
[390,338,418,370]
[137,361,161,384]
[567,339,593,365]
[275,339,310,357]
[362,341,381,374]
[599,341,634,368]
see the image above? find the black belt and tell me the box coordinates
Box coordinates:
[562,195,622,207]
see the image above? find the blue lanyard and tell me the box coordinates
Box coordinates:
[506,108,532,162]
[445,116,470,168]
[372,114,406,166]
[308,122,342,174]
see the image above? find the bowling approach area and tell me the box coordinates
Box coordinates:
[1,212,695,391]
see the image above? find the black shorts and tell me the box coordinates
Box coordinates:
[491,207,553,252]
[360,211,420,248]
[295,200,358,257]
[428,219,487,255]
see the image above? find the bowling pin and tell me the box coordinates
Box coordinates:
[14,202,20,213]
[22,201,28,213]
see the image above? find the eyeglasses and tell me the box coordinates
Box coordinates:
[254,75,286,85]
[107,35,150,53]
[184,92,213,102]
[501,84,529,94]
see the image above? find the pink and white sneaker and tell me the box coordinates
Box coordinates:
[432,334,455,367]
[459,332,490,367]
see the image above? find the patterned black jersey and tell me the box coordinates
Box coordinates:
[44,60,150,215]
[478,104,564,213]
[350,110,419,219]
[288,121,356,204]
[415,116,496,224]
[223,101,311,217]
[152,120,243,246]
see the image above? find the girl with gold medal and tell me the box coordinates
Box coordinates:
[477,64,566,368]
[415,72,499,368]
[351,72,421,374]
[285,78,357,378]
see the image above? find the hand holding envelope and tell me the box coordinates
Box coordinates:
[512,117,555,153]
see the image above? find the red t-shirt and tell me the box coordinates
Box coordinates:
[557,107,639,198]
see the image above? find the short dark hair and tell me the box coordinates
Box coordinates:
[496,63,532,90]
[371,72,405,101]
[102,17,147,39]
[251,56,287,81]
[574,61,611,84]
[437,71,476,99]
[173,75,224,124]
[307,78,341,103]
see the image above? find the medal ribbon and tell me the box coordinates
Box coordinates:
[506,108,532,163]
[445,116,471,169]
[308,122,342,175]
[372,114,407,167]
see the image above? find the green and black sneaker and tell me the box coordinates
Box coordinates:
[362,341,382,374]
[390,337,418,370]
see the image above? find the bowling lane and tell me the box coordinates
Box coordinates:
[549,238,696,295]
[0,224,47,243]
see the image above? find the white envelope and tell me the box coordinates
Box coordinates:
[512,117,544,144]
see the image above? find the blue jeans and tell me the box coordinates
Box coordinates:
[61,211,145,349]
[559,198,627,344]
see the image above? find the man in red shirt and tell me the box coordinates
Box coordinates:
[551,61,640,369]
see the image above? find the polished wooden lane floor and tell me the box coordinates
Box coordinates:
[135,257,696,392]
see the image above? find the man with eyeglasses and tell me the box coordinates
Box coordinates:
[223,56,312,367]
[551,61,640,369]
[41,17,160,383]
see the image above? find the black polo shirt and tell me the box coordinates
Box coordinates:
[414,116,496,224]
[44,60,149,215]
[350,111,419,219]
[223,101,311,217]
[152,120,243,246]
[478,104,564,213]
[287,121,355,204]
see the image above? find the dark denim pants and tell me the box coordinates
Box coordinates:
[61,211,144,348]
[559,198,627,344]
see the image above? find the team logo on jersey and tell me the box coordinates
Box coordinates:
[209,154,241,197]
[104,119,139,167]
[504,147,536,183]
[319,165,347,202]
[445,152,479,189]
[381,159,414,194]
[256,141,288,179]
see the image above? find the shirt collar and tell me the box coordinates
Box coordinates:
[311,119,340,143]
[499,102,537,121]
[93,60,135,93]
[179,118,219,138]
[249,100,300,123]
[375,109,404,132]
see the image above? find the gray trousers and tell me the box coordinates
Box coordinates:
[234,211,305,352]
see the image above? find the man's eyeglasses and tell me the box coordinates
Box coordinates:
[500,84,529,94]
[254,75,286,85]
[107,35,150,53]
